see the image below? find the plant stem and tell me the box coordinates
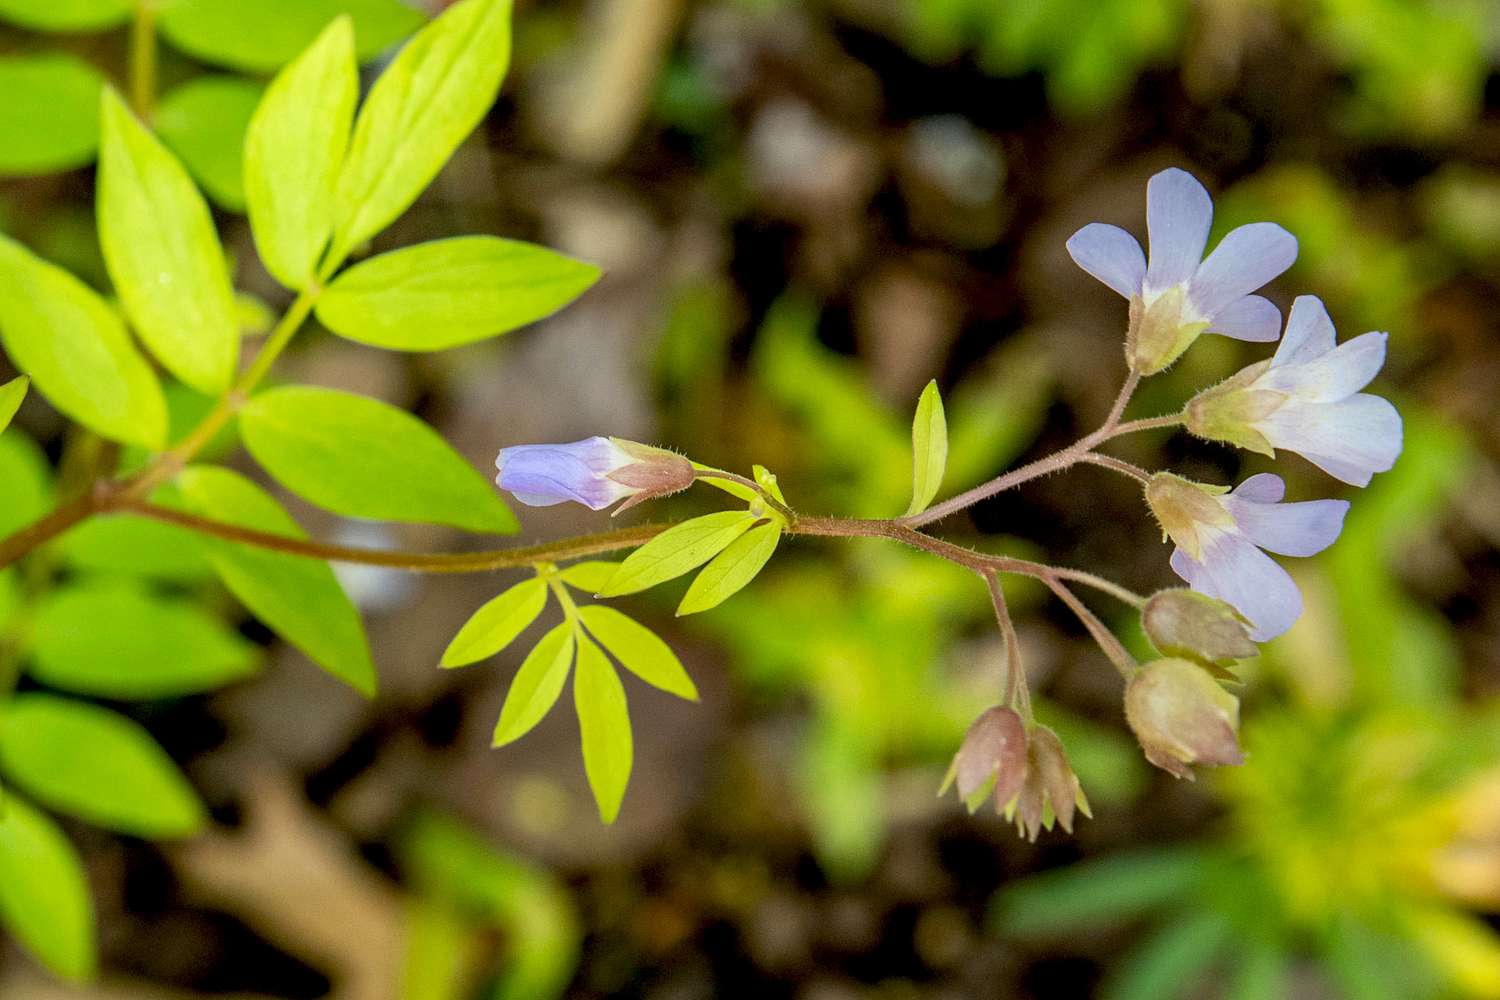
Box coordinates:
[1040,574,1136,679]
[1076,452,1150,484]
[985,572,1030,717]
[1108,413,1182,438]
[129,1,158,120]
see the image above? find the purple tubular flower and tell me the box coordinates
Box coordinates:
[1066,168,1298,373]
[495,436,694,512]
[1149,473,1348,641]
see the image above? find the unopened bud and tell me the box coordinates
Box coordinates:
[1028,726,1089,835]
[941,706,1028,813]
[1144,473,1233,562]
[1183,362,1282,455]
[1126,287,1209,375]
[1125,658,1243,780]
[1143,590,1257,666]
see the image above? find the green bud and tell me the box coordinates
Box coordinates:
[1126,287,1209,375]
[1125,658,1243,780]
[1142,589,1257,666]
[1144,473,1233,562]
[1183,361,1283,455]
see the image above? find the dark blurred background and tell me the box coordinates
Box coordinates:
[4,0,1500,997]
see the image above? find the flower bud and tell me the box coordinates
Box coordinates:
[1142,589,1257,666]
[1144,472,1233,562]
[1008,726,1091,841]
[1183,361,1282,455]
[942,706,1028,813]
[1125,658,1243,780]
[1126,286,1209,375]
[495,437,694,513]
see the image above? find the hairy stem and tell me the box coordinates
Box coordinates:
[985,572,1030,717]
[1041,574,1136,679]
[1076,452,1150,484]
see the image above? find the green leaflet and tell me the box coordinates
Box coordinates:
[0,376,26,435]
[0,430,53,538]
[97,88,238,394]
[57,513,212,583]
[158,0,424,73]
[555,561,619,593]
[0,235,166,448]
[573,635,631,824]
[578,604,697,701]
[26,578,258,699]
[0,694,206,838]
[676,520,781,616]
[492,621,574,747]
[597,511,758,597]
[0,55,103,176]
[244,16,358,289]
[240,385,517,534]
[904,379,947,517]
[442,577,548,668]
[176,466,376,695]
[0,0,127,31]
[1104,912,1232,1000]
[0,795,94,982]
[156,75,264,212]
[331,0,513,254]
[316,236,600,350]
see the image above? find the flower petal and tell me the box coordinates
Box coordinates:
[1271,295,1335,368]
[1225,494,1349,557]
[1204,294,1281,342]
[1172,535,1303,641]
[1144,168,1213,295]
[1260,331,1387,402]
[1187,223,1297,320]
[1066,223,1146,299]
[1257,394,1403,487]
[495,438,633,510]
[1231,473,1285,504]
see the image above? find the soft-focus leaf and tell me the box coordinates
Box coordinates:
[556,561,619,593]
[992,847,1209,936]
[0,55,103,176]
[244,16,357,289]
[578,604,696,701]
[598,511,757,597]
[27,579,259,698]
[677,520,780,616]
[240,385,517,534]
[442,577,548,668]
[331,0,513,254]
[158,0,424,73]
[317,237,600,350]
[398,898,471,1000]
[58,513,211,583]
[0,0,127,31]
[156,76,263,212]
[492,621,574,747]
[0,376,26,434]
[574,636,631,824]
[1228,941,1287,1000]
[0,429,53,537]
[177,466,375,695]
[0,694,205,838]
[904,379,947,516]
[97,88,238,394]
[0,235,166,447]
[0,795,94,982]
[1103,911,1231,1000]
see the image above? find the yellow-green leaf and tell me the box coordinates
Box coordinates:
[597,511,757,598]
[574,636,631,824]
[904,379,947,517]
[676,520,780,616]
[0,0,127,31]
[556,561,619,593]
[177,466,376,695]
[156,75,263,212]
[442,577,548,668]
[0,55,104,176]
[492,621,574,747]
[578,605,696,700]
[0,235,166,448]
[158,0,424,73]
[240,385,517,534]
[0,795,94,982]
[244,16,357,289]
[0,694,206,838]
[316,236,599,350]
[97,88,238,394]
[0,376,26,434]
[331,0,513,254]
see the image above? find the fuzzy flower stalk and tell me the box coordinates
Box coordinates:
[495,436,694,513]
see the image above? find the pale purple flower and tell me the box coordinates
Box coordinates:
[1066,168,1298,373]
[495,437,694,512]
[1149,472,1348,641]
[1186,295,1402,487]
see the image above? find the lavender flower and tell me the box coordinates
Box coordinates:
[495,437,694,513]
[1146,472,1348,641]
[1067,168,1298,374]
[1185,295,1402,487]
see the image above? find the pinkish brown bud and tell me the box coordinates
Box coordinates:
[1142,589,1257,666]
[941,706,1028,813]
[1125,658,1243,780]
[1009,726,1091,841]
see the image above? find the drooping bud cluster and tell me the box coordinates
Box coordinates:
[495,436,695,513]
[943,707,1089,841]
[1124,658,1244,779]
